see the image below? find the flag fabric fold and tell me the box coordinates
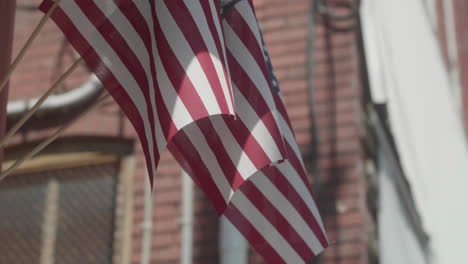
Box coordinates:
[39,0,237,188]
[219,1,329,261]
[40,0,328,262]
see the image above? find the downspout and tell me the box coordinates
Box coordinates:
[181,171,247,264]
[140,174,153,264]
[180,171,193,264]
[307,0,321,194]
[219,216,248,264]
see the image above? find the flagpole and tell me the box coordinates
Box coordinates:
[0,0,62,95]
[0,92,110,182]
[0,57,83,147]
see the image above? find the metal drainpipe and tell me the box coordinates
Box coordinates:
[219,216,248,264]
[307,0,321,196]
[140,174,153,264]
[180,171,194,264]
[0,0,15,169]
[306,2,322,263]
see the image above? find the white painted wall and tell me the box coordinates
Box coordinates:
[374,114,429,264]
[378,156,427,264]
[361,1,468,263]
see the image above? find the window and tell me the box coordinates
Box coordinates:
[0,162,120,264]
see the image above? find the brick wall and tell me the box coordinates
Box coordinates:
[436,0,468,136]
[254,0,372,263]
[8,0,373,263]
[452,0,468,135]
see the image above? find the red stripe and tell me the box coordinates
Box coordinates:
[199,0,226,71]
[147,1,179,141]
[44,4,157,186]
[274,94,297,146]
[223,115,272,169]
[266,165,329,248]
[116,1,168,168]
[165,0,230,114]
[271,92,313,190]
[270,101,329,255]
[227,51,286,157]
[198,117,245,190]
[240,181,314,261]
[168,130,227,214]
[284,138,315,195]
[199,0,236,111]
[224,6,272,93]
[277,106,327,243]
[77,0,160,171]
[224,204,286,264]
[153,7,211,122]
[113,0,152,55]
[274,94,311,184]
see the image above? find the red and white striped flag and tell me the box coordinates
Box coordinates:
[39,0,236,188]
[40,0,328,262]
[218,1,329,262]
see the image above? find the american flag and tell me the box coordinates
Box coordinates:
[219,1,329,262]
[39,0,236,188]
[40,0,328,262]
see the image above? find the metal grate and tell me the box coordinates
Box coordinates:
[0,173,46,264]
[0,162,119,264]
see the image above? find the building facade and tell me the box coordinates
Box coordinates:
[3,0,466,263]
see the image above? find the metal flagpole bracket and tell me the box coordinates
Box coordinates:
[0,92,110,182]
[0,0,62,94]
[0,58,83,147]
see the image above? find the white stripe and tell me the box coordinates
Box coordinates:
[93,1,165,155]
[134,1,167,152]
[277,112,306,168]
[182,123,234,203]
[209,116,257,180]
[133,0,152,25]
[235,1,263,50]
[232,192,304,263]
[152,23,233,202]
[184,0,234,114]
[251,171,324,253]
[233,84,283,163]
[153,45,194,131]
[210,0,234,113]
[277,163,326,232]
[274,105,325,232]
[93,1,150,72]
[223,21,277,113]
[59,0,157,175]
[155,0,223,115]
[269,95,325,232]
